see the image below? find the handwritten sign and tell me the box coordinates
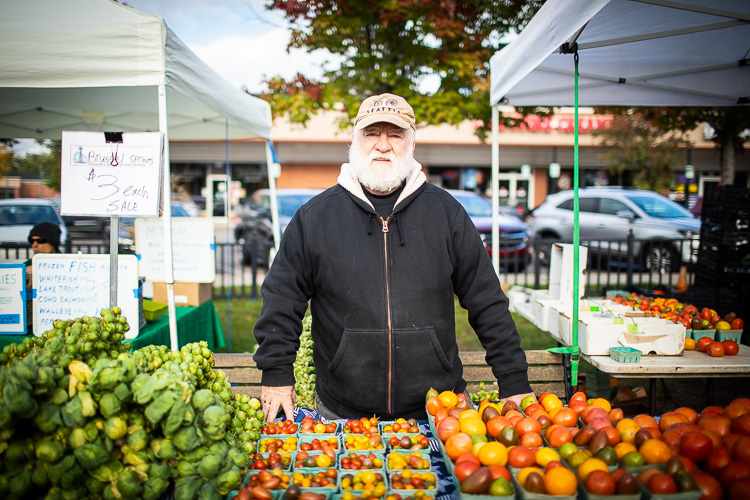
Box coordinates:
[135,218,216,283]
[60,131,163,217]
[32,254,140,338]
[0,261,28,334]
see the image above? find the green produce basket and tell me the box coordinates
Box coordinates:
[142,300,167,321]
[293,451,336,471]
[716,329,742,342]
[636,481,701,500]
[337,451,386,470]
[380,420,421,435]
[609,347,642,363]
[450,471,514,500]
[690,329,715,341]
[578,480,641,500]
[512,472,575,500]
[300,434,340,451]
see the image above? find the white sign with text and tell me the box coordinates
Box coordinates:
[135,218,216,283]
[32,254,140,338]
[0,261,28,334]
[60,131,163,217]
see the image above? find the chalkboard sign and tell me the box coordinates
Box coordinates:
[60,131,163,217]
[134,218,216,283]
[32,254,140,338]
[0,261,28,334]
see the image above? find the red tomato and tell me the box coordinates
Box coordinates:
[489,465,512,481]
[722,340,740,356]
[454,460,480,483]
[728,476,750,500]
[733,415,750,436]
[732,435,750,463]
[697,337,714,352]
[731,318,744,329]
[707,341,726,357]
[692,471,723,500]
[719,462,750,490]
[679,431,714,463]
[586,470,617,496]
[648,473,678,494]
[705,448,733,476]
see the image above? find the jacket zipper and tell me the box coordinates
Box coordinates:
[380,216,393,415]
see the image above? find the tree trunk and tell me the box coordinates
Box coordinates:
[720,133,736,185]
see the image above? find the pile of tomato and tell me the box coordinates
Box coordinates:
[611,293,744,333]
[427,388,750,500]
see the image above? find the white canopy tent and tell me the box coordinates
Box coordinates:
[0,0,276,350]
[487,0,750,390]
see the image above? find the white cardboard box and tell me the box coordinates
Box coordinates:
[549,243,588,300]
[578,316,671,355]
[617,323,687,355]
[533,298,564,333]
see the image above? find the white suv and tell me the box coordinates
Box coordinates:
[526,187,700,273]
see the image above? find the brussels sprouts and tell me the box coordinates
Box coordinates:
[73,442,109,469]
[115,468,143,499]
[104,416,127,440]
[99,393,121,418]
[35,438,64,463]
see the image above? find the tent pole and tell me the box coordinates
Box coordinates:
[158,83,179,351]
[491,104,500,276]
[266,105,280,263]
[225,118,232,352]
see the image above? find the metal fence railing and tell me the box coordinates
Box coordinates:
[2,234,699,300]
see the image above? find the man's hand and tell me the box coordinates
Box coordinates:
[500,392,536,408]
[261,385,297,423]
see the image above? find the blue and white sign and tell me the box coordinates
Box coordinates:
[0,260,28,334]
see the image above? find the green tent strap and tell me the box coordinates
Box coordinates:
[547,51,581,391]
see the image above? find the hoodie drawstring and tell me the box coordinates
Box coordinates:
[366,213,375,235]
[391,213,405,246]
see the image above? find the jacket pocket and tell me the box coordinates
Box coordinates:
[392,327,454,410]
[327,328,388,410]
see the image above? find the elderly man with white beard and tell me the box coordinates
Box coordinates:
[253,93,533,422]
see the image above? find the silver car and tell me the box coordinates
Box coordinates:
[527,187,700,273]
[0,198,68,248]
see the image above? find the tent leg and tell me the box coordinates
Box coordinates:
[158,83,178,351]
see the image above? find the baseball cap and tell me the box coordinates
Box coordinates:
[353,93,416,131]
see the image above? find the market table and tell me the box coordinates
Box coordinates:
[0,300,226,351]
[580,344,750,413]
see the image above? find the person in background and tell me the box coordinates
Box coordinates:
[254,93,534,422]
[28,221,61,254]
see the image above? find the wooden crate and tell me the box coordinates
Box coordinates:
[213,349,566,400]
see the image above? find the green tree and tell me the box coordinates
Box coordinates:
[261,0,545,140]
[0,139,17,177]
[597,107,750,186]
[592,111,689,193]
[11,140,62,191]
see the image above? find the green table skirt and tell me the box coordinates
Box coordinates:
[0,300,226,352]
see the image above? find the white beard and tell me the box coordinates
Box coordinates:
[348,139,415,194]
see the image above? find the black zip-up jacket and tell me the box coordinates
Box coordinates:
[253,162,531,419]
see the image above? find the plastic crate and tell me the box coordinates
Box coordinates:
[609,347,642,363]
[716,330,742,342]
[690,330,715,341]
[142,300,167,321]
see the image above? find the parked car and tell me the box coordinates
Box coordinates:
[526,187,701,273]
[0,198,68,248]
[448,190,529,269]
[234,188,323,267]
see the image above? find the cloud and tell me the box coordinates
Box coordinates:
[191,29,339,93]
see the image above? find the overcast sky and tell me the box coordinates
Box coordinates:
[13,0,335,156]
[123,0,336,94]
